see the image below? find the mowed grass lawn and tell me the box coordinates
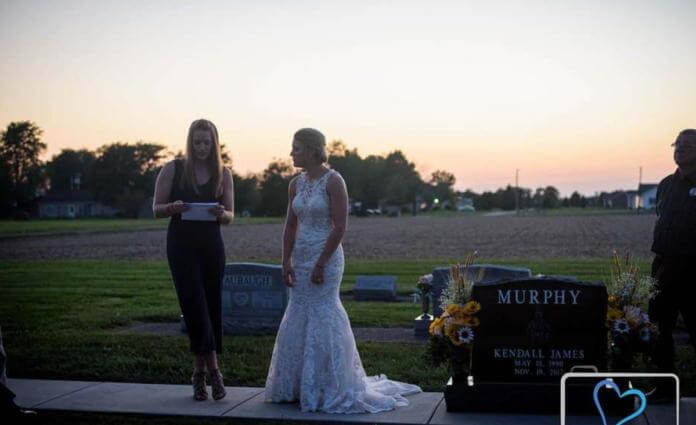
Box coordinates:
[1,258,694,398]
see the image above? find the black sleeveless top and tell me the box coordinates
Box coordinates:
[167,159,223,240]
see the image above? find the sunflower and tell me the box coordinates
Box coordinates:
[462,300,481,315]
[607,307,623,322]
[445,322,464,346]
[429,317,445,336]
[462,315,480,327]
[444,304,462,317]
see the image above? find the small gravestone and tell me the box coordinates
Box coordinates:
[221,263,288,335]
[444,277,628,415]
[413,314,433,338]
[431,264,532,317]
[354,276,397,301]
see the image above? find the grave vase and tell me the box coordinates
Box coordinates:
[449,344,473,384]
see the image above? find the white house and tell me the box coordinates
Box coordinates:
[635,184,658,209]
[38,190,119,218]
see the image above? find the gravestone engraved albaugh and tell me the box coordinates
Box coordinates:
[444,277,616,414]
[431,264,532,317]
[353,275,397,301]
[222,263,288,335]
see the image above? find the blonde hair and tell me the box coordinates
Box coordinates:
[294,128,328,164]
[181,119,223,197]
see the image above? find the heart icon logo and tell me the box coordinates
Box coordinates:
[593,379,647,425]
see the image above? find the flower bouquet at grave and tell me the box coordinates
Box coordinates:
[424,253,482,378]
[605,251,658,371]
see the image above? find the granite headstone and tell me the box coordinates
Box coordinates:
[444,276,615,414]
[471,277,607,382]
[354,275,397,301]
[221,263,288,335]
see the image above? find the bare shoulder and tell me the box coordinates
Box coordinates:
[288,174,301,194]
[159,160,176,177]
[164,160,176,170]
[327,170,346,189]
[223,167,233,181]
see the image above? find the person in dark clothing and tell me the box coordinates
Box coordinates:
[153,119,234,401]
[649,128,696,402]
[0,326,36,418]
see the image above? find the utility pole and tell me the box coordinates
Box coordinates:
[637,166,643,212]
[515,169,520,215]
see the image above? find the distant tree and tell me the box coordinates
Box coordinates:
[233,172,261,215]
[0,121,46,209]
[46,149,97,192]
[220,143,234,169]
[542,186,560,209]
[115,188,147,218]
[327,140,346,157]
[357,155,386,208]
[477,190,496,210]
[90,142,167,205]
[429,170,456,207]
[568,191,586,208]
[328,140,363,201]
[533,187,545,208]
[258,159,295,216]
[518,187,533,209]
[382,150,422,208]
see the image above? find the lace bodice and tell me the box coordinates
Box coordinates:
[293,170,334,242]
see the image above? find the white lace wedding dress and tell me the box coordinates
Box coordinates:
[264,169,422,413]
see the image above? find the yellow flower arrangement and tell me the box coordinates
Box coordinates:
[462,315,480,327]
[462,300,481,315]
[605,251,659,370]
[444,303,461,317]
[425,254,482,375]
[429,317,445,336]
[607,307,623,322]
[445,322,464,346]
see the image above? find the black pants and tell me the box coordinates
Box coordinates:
[650,255,696,373]
[167,222,225,355]
[0,326,16,411]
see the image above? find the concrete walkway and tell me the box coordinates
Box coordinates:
[9,378,694,424]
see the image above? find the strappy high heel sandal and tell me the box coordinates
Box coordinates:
[191,370,208,401]
[208,368,227,400]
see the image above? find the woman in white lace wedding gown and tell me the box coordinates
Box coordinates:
[265,128,421,413]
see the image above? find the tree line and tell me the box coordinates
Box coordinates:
[2,121,589,218]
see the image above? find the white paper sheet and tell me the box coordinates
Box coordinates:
[181,202,219,221]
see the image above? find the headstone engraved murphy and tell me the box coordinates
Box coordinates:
[222,263,288,335]
[473,277,606,382]
[444,277,617,415]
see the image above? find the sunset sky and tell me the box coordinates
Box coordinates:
[1,0,694,196]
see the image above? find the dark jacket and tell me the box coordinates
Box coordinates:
[651,168,696,259]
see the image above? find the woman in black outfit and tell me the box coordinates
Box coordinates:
[153,119,234,401]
